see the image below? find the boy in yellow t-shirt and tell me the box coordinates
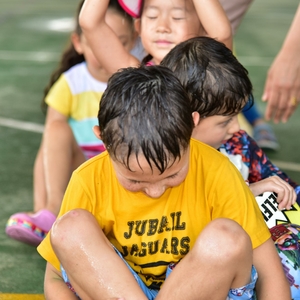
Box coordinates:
[37,65,289,299]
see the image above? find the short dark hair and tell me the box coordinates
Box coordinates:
[161,36,253,117]
[98,65,194,173]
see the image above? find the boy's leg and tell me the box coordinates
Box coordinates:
[43,120,85,215]
[157,218,253,300]
[51,209,148,300]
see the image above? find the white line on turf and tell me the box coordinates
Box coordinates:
[272,161,300,173]
[0,117,44,133]
[0,50,59,62]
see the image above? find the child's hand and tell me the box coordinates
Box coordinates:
[249,176,296,210]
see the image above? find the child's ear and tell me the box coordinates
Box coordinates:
[192,112,200,126]
[93,125,102,140]
[134,19,141,36]
[71,33,83,54]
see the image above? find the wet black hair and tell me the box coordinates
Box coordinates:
[98,65,194,173]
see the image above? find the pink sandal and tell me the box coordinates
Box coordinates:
[6,209,56,247]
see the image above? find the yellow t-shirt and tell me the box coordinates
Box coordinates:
[38,138,270,289]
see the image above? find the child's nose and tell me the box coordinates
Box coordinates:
[144,185,166,198]
[229,116,240,134]
[157,16,170,32]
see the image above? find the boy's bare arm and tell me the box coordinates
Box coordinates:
[253,238,291,299]
[44,262,78,300]
[79,0,139,74]
[192,0,233,50]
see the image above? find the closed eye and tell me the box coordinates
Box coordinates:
[130,180,141,184]
[167,173,178,179]
[221,117,233,127]
[146,15,158,20]
[129,173,178,184]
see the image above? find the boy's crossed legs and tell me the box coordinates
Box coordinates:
[50,209,255,300]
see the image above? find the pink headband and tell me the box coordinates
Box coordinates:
[118,0,142,18]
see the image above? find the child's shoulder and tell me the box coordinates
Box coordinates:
[189,139,243,183]
[224,130,250,143]
[232,130,252,141]
[191,138,225,159]
[63,61,87,78]
[74,150,110,174]
[190,138,233,168]
[63,62,107,94]
[222,129,258,151]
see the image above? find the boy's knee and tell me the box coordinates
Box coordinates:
[50,209,94,250]
[194,218,252,262]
